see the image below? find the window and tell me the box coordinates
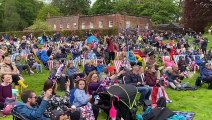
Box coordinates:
[60,24,63,29]
[109,20,113,28]
[145,23,149,30]
[90,22,94,29]
[99,21,103,28]
[67,23,70,29]
[73,23,77,28]
[81,23,85,29]
[126,21,130,28]
[54,24,56,29]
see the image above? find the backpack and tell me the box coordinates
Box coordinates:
[3,97,18,115]
[157,97,166,107]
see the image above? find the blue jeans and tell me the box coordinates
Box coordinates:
[32,64,42,73]
[137,86,152,103]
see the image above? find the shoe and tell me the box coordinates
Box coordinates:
[18,80,28,89]
[175,87,181,91]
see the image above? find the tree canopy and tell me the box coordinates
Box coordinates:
[91,0,180,24]
[51,0,90,15]
[30,20,53,32]
[0,0,182,32]
[0,0,43,32]
[36,4,63,21]
[90,0,115,14]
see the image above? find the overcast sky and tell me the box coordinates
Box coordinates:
[91,0,96,6]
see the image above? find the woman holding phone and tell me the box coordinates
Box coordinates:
[41,78,80,120]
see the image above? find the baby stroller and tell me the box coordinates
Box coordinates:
[96,84,138,120]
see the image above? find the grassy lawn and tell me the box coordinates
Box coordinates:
[1,34,212,120]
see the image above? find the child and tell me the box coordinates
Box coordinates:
[73,79,90,107]
[73,78,95,120]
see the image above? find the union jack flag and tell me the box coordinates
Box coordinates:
[83,59,104,67]
[79,104,95,120]
[113,60,122,72]
[149,86,171,104]
[48,60,54,71]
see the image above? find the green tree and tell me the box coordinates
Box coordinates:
[30,20,53,32]
[2,0,27,31]
[36,4,63,21]
[51,0,66,14]
[91,0,115,14]
[0,0,43,31]
[16,0,44,27]
[52,0,90,15]
[113,0,131,14]
[91,0,180,24]
[0,0,5,31]
[139,0,180,24]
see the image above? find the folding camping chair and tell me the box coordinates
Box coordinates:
[12,109,29,120]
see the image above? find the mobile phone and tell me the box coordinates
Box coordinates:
[66,75,69,82]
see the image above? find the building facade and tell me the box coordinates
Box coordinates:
[46,14,152,31]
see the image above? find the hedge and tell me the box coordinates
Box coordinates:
[0,28,118,39]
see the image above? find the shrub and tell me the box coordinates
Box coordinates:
[0,28,118,39]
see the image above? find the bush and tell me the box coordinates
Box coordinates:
[0,28,118,39]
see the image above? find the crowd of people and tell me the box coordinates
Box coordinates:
[0,29,212,120]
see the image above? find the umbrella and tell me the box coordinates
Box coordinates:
[87,35,99,44]
[107,84,137,109]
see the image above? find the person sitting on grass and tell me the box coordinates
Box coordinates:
[124,65,151,105]
[50,60,66,91]
[0,74,12,110]
[87,71,107,95]
[27,54,42,73]
[66,62,79,90]
[55,49,67,60]
[144,65,160,87]
[87,49,97,60]
[73,77,99,120]
[96,59,107,73]
[0,56,28,94]
[200,63,212,89]
[41,79,81,120]
[127,51,138,66]
[13,89,52,120]
[165,66,188,90]
[84,60,96,75]
[15,55,34,75]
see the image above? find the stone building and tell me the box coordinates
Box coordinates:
[46,13,152,31]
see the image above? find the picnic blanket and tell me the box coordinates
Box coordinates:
[168,111,195,120]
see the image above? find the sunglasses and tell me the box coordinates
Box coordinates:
[31,96,37,99]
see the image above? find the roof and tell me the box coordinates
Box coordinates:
[47,13,151,19]
[156,23,183,28]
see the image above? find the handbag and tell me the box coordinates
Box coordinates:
[3,97,17,115]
